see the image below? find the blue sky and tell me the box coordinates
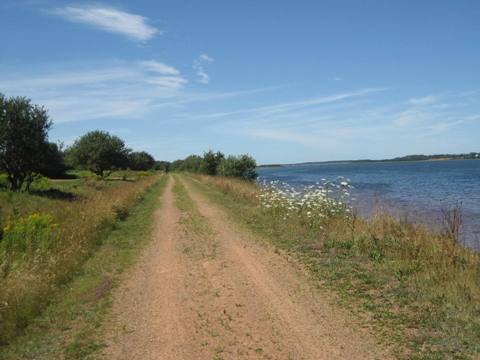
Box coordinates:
[1,0,479,164]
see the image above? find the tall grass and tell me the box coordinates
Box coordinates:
[0,175,161,344]
[190,174,480,359]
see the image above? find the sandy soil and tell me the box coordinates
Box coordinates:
[103,175,390,359]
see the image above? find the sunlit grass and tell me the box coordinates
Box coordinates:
[0,173,162,344]
[0,175,168,359]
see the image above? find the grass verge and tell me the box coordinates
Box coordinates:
[182,174,480,360]
[0,175,168,359]
[0,174,160,343]
[172,176,217,260]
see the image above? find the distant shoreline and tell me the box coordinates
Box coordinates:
[258,153,480,168]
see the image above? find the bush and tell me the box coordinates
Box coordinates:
[1,213,59,259]
[137,171,153,178]
[201,150,224,175]
[217,154,257,180]
[30,175,52,191]
[112,204,129,221]
[128,151,155,171]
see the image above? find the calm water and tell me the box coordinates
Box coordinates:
[257,160,480,249]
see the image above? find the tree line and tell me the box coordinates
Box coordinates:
[0,93,257,191]
[169,150,257,180]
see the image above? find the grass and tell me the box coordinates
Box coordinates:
[0,172,162,345]
[182,174,480,360]
[0,174,168,359]
[172,175,217,260]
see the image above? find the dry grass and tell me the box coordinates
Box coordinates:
[0,175,162,344]
[188,174,480,359]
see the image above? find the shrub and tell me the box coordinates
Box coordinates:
[30,175,52,191]
[137,171,153,178]
[0,213,59,259]
[201,150,224,175]
[112,204,129,221]
[128,151,155,171]
[217,154,257,180]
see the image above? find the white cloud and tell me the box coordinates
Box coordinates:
[409,95,437,105]
[194,53,214,84]
[52,5,159,42]
[138,60,180,76]
[199,54,214,63]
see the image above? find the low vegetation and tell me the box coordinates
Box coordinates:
[0,176,168,359]
[185,174,480,359]
[0,174,162,345]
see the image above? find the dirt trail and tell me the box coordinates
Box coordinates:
[104,176,192,359]
[103,175,389,359]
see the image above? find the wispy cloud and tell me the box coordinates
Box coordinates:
[0,60,185,122]
[52,5,159,42]
[409,95,437,105]
[0,60,274,124]
[195,89,479,155]
[138,60,180,76]
[193,53,214,84]
[190,87,386,121]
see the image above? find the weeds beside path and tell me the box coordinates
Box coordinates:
[0,175,168,359]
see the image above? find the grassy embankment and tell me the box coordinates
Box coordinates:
[0,172,166,357]
[183,174,480,360]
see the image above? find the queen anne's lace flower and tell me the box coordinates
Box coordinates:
[257,178,353,229]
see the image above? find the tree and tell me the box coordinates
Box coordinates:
[153,161,171,172]
[37,142,67,179]
[66,130,129,177]
[0,94,52,191]
[217,154,257,180]
[180,155,203,173]
[128,151,155,171]
[201,150,224,175]
[169,159,184,172]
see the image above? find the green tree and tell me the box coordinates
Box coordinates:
[180,155,203,173]
[169,159,184,172]
[0,94,52,191]
[66,130,129,177]
[153,161,171,172]
[201,150,224,175]
[128,151,155,171]
[38,142,67,179]
[217,154,257,180]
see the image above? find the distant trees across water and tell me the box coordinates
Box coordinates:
[389,153,480,161]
